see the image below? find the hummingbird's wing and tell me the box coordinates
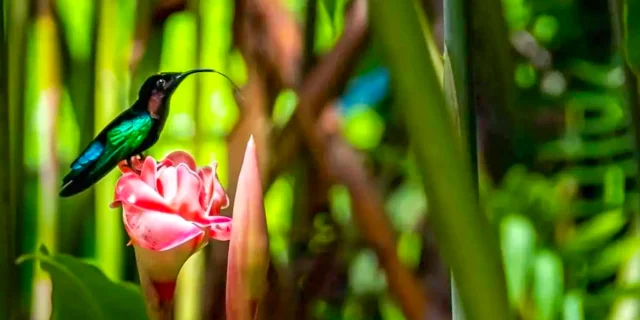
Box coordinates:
[59,114,154,197]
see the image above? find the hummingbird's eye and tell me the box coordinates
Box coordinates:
[156,79,166,88]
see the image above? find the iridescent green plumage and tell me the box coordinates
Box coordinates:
[59,110,157,197]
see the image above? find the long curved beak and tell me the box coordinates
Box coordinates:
[168,69,214,90]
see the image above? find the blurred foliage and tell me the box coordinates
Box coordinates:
[17,246,148,320]
[6,0,640,319]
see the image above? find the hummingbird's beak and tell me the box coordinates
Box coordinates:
[168,69,214,91]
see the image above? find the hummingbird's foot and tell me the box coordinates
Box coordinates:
[136,153,146,161]
[126,157,142,175]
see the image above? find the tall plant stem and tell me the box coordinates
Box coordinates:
[369,0,512,319]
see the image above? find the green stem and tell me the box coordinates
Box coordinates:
[94,0,123,281]
[7,0,29,314]
[0,2,17,318]
[444,0,472,318]
[369,1,511,319]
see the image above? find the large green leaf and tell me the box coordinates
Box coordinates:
[17,246,148,320]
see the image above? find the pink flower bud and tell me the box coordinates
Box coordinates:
[226,136,270,320]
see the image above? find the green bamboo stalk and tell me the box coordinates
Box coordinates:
[443,0,470,318]
[369,1,511,319]
[54,0,97,258]
[152,10,199,320]
[0,2,17,319]
[26,9,63,320]
[195,1,236,319]
[94,0,123,281]
[7,0,29,316]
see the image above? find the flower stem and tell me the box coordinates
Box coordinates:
[135,251,175,320]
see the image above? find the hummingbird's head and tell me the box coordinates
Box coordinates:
[138,69,215,99]
[136,69,242,119]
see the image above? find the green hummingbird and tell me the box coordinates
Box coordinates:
[59,68,239,197]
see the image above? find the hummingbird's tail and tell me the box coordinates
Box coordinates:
[58,160,116,197]
[59,170,95,197]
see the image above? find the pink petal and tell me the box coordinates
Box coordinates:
[157,158,175,169]
[111,173,173,213]
[122,204,204,251]
[207,216,232,241]
[158,164,205,222]
[226,135,269,310]
[157,166,178,202]
[164,151,197,171]
[198,163,230,215]
[140,156,158,188]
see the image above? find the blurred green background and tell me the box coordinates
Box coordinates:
[4,0,640,319]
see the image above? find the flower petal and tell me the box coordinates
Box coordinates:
[158,164,205,222]
[198,162,230,215]
[111,173,173,213]
[164,151,197,171]
[131,231,206,282]
[157,166,178,202]
[140,155,158,188]
[122,204,204,251]
[207,216,232,241]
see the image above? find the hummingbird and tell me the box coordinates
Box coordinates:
[59,68,240,198]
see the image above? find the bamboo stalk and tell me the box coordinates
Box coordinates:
[154,10,199,320]
[369,0,512,319]
[0,2,17,318]
[7,0,29,315]
[444,0,471,318]
[54,0,98,258]
[94,0,123,281]
[28,2,63,317]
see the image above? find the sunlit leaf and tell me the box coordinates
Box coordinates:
[533,250,564,320]
[329,184,352,226]
[514,63,537,89]
[397,232,422,270]
[385,182,427,231]
[500,214,536,310]
[561,209,627,256]
[349,249,387,295]
[563,291,584,320]
[272,89,298,128]
[379,295,406,320]
[315,0,335,54]
[533,15,558,44]
[342,108,385,150]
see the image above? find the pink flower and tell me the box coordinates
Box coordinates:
[226,136,270,320]
[110,151,232,304]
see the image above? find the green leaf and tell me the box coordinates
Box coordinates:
[625,0,640,75]
[349,249,387,295]
[16,245,148,320]
[533,250,564,320]
[272,89,298,128]
[563,291,584,320]
[443,47,461,137]
[560,209,628,256]
[500,214,536,310]
[379,295,406,320]
[314,0,335,54]
[342,108,386,151]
